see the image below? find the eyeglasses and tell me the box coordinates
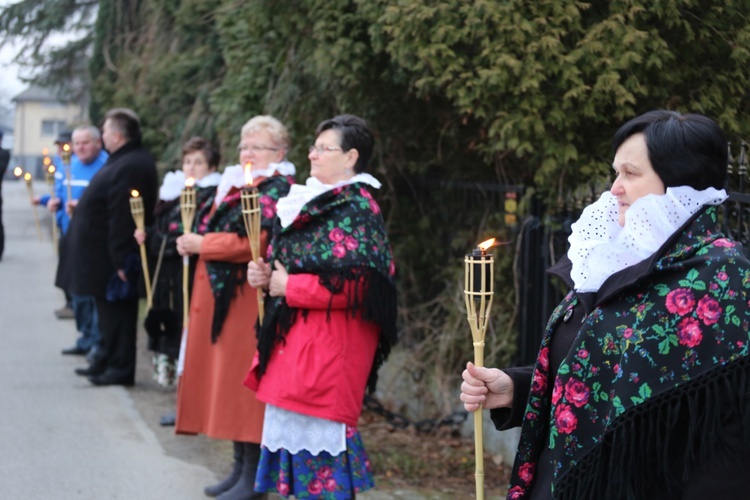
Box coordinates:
[237,144,280,153]
[308,145,344,155]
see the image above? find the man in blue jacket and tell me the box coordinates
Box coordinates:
[35,125,108,356]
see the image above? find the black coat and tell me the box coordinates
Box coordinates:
[67,141,157,298]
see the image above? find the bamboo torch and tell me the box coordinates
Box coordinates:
[45,162,59,251]
[129,190,153,309]
[23,172,43,241]
[241,163,264,323]
[464,238,495,500]
[179,177,197,328]
[61,143,73,208]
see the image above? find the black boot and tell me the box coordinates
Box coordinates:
[204,441,244,497]
[216,442,265,500]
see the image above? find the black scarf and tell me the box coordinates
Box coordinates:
[201,175,292,342]
[255,182,398,393]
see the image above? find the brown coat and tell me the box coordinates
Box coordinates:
[175,231,265,442]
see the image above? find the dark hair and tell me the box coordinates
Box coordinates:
[315,114,374,173]
[612,110,727,190]
[182,136,220,169]
[104,108,142,144]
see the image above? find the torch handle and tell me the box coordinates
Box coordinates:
[182,254,190,325]
[139,243,152,310]
[66,167,73,214]
[474,341,485,500]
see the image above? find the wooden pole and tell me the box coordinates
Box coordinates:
[24,173,43,241]
[179,183,197,327]
[241,186,264,323]
[129,191,152,309]
[46,165,58,252]
[61,144,73,213]
[464,244,495,500]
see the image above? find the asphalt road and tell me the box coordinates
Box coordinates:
[0,179,218,499]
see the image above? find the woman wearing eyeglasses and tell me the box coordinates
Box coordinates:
[175,116,295,500]
[246,114,398,499]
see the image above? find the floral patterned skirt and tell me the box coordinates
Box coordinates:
[254,426,374,499]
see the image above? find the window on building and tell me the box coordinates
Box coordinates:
[41,120,67,136]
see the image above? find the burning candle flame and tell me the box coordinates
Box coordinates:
[478,238,496,251]
[13,167,22,177]
[48,165,56,174]
[131,189,140,198]
[244,162,253,186]
[23,172,32,182]
[62,144,71,152]
[185,177,195,188]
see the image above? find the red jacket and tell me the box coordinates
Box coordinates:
[244,273,380,427]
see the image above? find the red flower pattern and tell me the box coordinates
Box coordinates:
[665,288,695,316]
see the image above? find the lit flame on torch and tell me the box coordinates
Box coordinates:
[244,162,253,186]
[131,189,140,198]
[42,147,49,156]
[478,238,496,252]
[43,157,52,166]
[62,144,71,152]
[23,172,32,182]
[13,167,22,178]
[48,165,56,174]
[185,177,195,188]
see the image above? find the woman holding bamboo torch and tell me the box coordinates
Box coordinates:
[134,137,221,389]
[460,111,750,499]
[175,116,295,500]
[246,114,398,499]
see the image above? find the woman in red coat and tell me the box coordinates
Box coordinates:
[246,114,398,499]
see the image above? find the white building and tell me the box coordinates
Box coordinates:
[11,85,87,178]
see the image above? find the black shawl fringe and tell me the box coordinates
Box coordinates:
[255,265,398,393]
[208,262,246,343]
[555,356,750,500]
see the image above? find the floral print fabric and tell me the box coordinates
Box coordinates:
[507,207,750,499]
[254,426,374,499]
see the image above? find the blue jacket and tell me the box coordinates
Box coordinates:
[39,150,109,234]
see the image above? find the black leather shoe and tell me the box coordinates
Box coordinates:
[75,366,104,377]
[62,346,88,355]
[159,411,176,427]
[88,374,134,387]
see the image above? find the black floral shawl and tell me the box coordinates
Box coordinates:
[507,207,750,499]
[199,175,293,342]
[256,182,398,393]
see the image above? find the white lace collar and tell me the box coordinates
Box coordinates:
[159,170,185,201]
[214,161,296,207]
[277,173,382,228]
[159,170,222,201]
[196,171,221,188]
[568,186,727,292]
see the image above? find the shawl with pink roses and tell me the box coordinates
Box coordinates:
[507,206,750,499]
[255,182,398,394]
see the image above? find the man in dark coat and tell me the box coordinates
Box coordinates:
[0,130,10,260]
[68,108,157,386]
